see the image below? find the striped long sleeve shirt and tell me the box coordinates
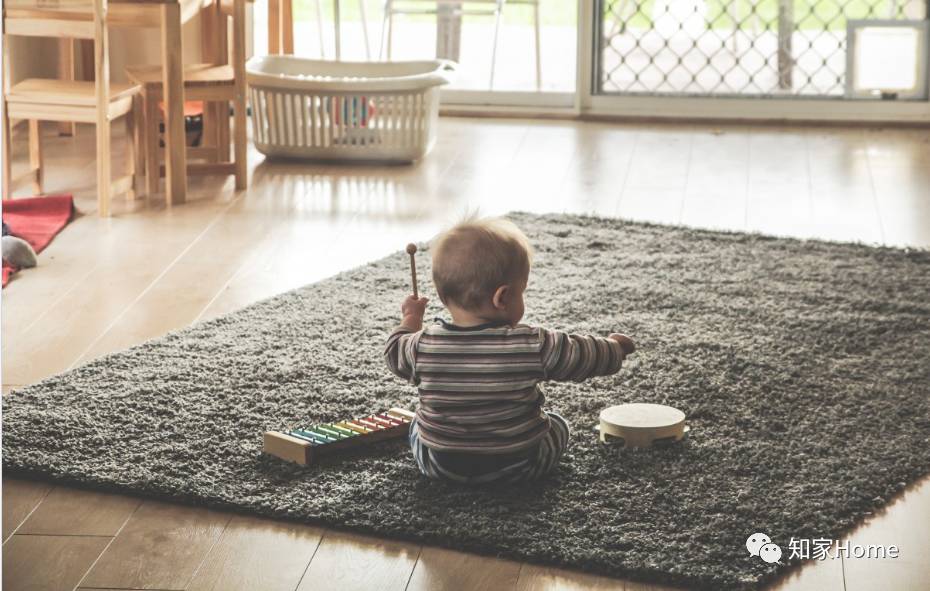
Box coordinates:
[385,319,626,454]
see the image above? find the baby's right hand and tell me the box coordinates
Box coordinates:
[401,295,429,320]
[609,333,636,356]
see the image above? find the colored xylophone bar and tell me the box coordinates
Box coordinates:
[263,408,416,466]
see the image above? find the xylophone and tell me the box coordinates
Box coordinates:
[263,408,416,465]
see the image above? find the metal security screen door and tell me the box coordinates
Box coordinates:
[595,0,928,98]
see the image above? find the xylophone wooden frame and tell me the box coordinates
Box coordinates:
[263,407,416,465]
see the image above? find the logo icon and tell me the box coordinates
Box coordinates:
[759,542,783,564]
[747,533,782,564]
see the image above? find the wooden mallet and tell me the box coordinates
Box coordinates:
[406,243,419,298]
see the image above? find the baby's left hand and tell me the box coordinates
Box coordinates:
[609,333,636,357]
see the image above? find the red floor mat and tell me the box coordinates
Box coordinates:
[2,195,74,287]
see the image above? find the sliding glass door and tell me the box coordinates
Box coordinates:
[249,0,930,119]
[596,0,927,96]
[585,0,930,120]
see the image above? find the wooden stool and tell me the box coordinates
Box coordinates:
[125,0,247,194]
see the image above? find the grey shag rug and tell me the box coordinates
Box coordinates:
[4,212,930,590]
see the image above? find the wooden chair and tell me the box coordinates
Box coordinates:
[125,0,247,193]
[2,0,142,216]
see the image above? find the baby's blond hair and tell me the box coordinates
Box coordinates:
[431,216,532,311]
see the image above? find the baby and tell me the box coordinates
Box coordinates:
[385,217,635,484]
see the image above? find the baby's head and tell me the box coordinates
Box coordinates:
[432,217,532,325]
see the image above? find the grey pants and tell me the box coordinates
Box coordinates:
[408,412,571,484]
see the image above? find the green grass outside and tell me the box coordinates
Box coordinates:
[612,0,905,31]
[703,0,900,31]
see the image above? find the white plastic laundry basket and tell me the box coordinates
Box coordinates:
[246,57,455,163]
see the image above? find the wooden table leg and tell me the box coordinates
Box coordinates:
[268,0,280,54]
[201,0,217,161]
[232,0,247,189]
[268,0,293,55]
[282,0,294,54]
[95,0,111,217]
[161,2,187,205]
[212,0,231,162]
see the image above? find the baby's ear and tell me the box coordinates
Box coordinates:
[491,284,510,310]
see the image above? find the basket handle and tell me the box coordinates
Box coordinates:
[430,60,458,87]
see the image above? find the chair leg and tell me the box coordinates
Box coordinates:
[124,108,137,200]
[213,103,224,162]
[28,119,43,194]
[218,102,231,163]
[202,101,217,163]
[533,1,542,90]
[57,39,76,137]
[144,94,160,195]
[233,97,247,190]
[132,95,146,193]
[204,103,226,163]
[488,0,504,90]
[97,113,111,217]
[2,109,12,200]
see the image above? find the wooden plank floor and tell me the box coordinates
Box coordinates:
[3,118,929,591]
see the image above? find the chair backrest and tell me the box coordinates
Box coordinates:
[215,0,245,102]
[2,0,109,106]
[216,0,245,64]
[3,0,103,41]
